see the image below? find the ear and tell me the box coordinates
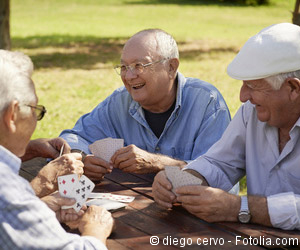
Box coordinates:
[285,78,300,101]
[168,58,179,79]
[3,100,19,133]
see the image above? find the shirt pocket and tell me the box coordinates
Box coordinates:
[172,142,194,160]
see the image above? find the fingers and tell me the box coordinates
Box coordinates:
[83,155,112,180]
[176,185,205,196]
[152,171,175,209]
[60,208,84,222]
[111,146,132,168]
[56,197,76,207]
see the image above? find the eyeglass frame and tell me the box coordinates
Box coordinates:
[114,58,169,76]
[25,104,47,121]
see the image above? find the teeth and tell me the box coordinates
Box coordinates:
[133,83,145,88]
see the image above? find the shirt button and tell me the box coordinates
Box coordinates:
[155,146,160,151]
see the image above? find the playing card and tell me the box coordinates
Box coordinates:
[86,198,127,211]
[89,137,124,162]
[72,175,95,212]
[58,174,78,198]
[88,192,135,203]
[165,166,203,195]
[58,174,95,212]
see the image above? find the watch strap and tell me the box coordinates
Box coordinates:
[240,195,249,212]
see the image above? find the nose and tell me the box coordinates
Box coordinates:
[240,82,251,103]
[124,67,138,81]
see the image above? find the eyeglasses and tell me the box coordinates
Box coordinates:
[25,104,47,121]
[114,58,168,76]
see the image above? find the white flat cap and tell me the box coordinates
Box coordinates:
[227,23,300,80]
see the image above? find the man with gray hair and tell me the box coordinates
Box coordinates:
[0,50,113,249]
[152,23,300,230]
[60,29,231,181]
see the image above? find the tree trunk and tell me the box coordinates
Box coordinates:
[293,0,300,26]
[0,0,10,50]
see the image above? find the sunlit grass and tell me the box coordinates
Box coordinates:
[11,0,294,193]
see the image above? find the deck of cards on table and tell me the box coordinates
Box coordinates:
[165,166,203,195]
[58,174,95,212]
[89,137,124,162]
[86,192,135,211]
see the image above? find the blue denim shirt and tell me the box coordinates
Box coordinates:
[60,72,231,162]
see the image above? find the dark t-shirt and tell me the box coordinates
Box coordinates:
[143,100,176,138]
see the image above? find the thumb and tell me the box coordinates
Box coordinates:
[57,197,76,206]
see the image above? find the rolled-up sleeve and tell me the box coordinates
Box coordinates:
[267,192,300,230]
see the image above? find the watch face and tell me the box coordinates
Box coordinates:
[238,211,251,223]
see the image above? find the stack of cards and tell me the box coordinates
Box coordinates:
[58,174,95,212]
[165,166,203,195]
[86,192,135,211]
[89,137,124,162]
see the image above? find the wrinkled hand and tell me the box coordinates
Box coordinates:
[111,144,159,174]
[22,138,71,162]
[152,171,176,209]
[176,186,240,223]
[83,155,113,181]
[41,191,86,222]
[31,153,84,197]
[78,206,114,237]
[66,206,114,244]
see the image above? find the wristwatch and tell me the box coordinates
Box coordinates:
[238,196,251,223]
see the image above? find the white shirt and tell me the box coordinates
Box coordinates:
[187,101,300,230]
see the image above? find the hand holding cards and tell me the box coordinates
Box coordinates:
[89,137,124,162]
[165,166,203,195]
[58,174,95,212]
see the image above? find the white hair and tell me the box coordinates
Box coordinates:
[132,29,179,60]
[265,69,300,90]
[0,50,36,116]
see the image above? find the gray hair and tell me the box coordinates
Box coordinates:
[132,29,179,60]
[265,69,300,90]
[0,50,36,116]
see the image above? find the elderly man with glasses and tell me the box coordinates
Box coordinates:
[60,29,232,182]
[0,50,113,249]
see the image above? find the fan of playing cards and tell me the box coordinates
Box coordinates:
[58,174,95,212]
[58,174,135,212]
[89,137,124,162]
[165,166,203,195]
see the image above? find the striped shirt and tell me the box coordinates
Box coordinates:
[0,145,106,250]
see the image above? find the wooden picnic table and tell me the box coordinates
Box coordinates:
[20,158,300,250]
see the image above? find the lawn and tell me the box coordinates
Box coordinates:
[11,0,295,191]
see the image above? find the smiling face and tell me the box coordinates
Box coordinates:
[120,33,177,112]
[239,78,299,130]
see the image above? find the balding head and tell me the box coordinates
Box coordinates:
[124,29,179,61]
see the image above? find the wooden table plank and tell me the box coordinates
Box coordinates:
[20,158,300,249]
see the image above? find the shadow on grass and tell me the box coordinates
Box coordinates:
[12,34,237,70]
[125,0,270,6]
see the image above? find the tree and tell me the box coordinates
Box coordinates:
[293,0,300,26]
[0,0,10,50]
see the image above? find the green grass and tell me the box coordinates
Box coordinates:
[11,0,295,193]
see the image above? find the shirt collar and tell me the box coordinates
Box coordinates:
[129,71,185,113]
[0,145,22,174]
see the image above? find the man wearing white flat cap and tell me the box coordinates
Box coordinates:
[152,23,300,230]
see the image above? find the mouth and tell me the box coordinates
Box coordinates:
[131,83,145,90]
